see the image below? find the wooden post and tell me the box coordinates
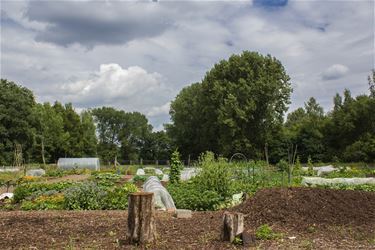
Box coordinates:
[222,212,244,243]
[127,192,156,244]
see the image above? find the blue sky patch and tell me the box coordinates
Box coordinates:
[254,0,288,8]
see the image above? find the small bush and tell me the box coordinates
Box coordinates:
[63,182,106,210]
[167,182,222,211]
[193,151,232,200]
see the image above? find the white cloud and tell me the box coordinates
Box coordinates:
[1,0,373,129]
[52,64,172,116]
[321,64,349,81]
[59,64,162,101]
[147,102,171,117]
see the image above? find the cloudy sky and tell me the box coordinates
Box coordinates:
[1,0,374,130]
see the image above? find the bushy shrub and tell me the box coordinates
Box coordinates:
[193,151,232,199]
[170,149,183,184]
[103,183,138,209]
[167,182,222,211]
[63,182,106,210]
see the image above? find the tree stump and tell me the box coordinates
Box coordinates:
[127,192,156,244]
[221,212,244,242]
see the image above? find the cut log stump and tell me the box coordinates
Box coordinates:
[221,212,244,243]
[127,192,156,244]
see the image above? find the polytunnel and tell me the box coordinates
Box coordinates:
[57,158,100,171]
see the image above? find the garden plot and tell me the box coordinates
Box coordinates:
[1,187,374,249]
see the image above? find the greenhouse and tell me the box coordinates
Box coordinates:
[57,158,100,171]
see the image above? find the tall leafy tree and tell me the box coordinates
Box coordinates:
[92,107,125,163]
[80,110,98,157]
[167,83,205,158]
[325,88,375,162]
[32,103,66,163]
[0,79,36,165]
[285,97,326,162]
[168,51,292,159]
[141,131,172,160]
[119,112,153,160]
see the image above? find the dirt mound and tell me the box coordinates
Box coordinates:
[231,187,375,229]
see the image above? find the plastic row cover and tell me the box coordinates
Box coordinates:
[301,165,337,176]
[143,176,176,210]
[302,177,375,186]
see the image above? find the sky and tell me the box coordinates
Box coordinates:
[1,0,374,131]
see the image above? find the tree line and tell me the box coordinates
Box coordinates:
[1,51,374,165]
[0,79,171,165]
[167,51,375,163]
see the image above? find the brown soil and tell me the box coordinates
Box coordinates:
[1,187,374,249]
[231,187,375,230]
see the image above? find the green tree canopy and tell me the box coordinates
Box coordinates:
[0,79,36,165]
[168,51,292,159]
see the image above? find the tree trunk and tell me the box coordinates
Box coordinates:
[222,212,244,243]
[127,192,156,245]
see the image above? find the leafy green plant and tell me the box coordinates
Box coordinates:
[167,182,222,211]
[91,172,121,189]
[322,167,365,178]
[193,151,232,200]
[276,159,288,172]
[13,181,75,203]
[170,149,183,184]
[255,224,282,240]
[232,235,243,245]
[132,175,147,182]
[317,184,375,192]
[103,183,138,209]
[0,199,16,210]
[63,182,107,210]
[20,193,65,210]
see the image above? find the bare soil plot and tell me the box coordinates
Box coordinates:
[0,188,374,249]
